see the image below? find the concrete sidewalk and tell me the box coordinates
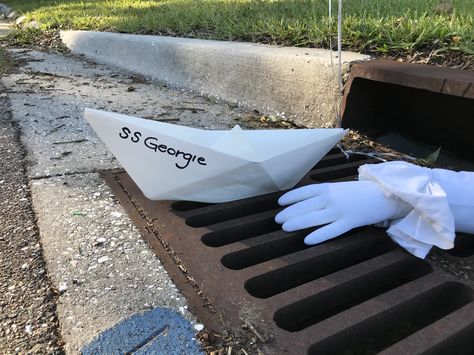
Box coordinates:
[1,46,253,353]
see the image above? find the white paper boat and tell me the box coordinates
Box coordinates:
[85,108,347,203]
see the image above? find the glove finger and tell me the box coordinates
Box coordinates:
[278,184,326,206]
[275,195,328,224]
[304,221,351,245]
[282,209,336,232]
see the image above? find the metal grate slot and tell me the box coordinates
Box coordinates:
[274,255,432,331]
[184,194,280,227]
[308,282,474,355]
[245,232,395,299]
[201,210,281,247]
[310,159,377,182]
[221,230,310,270]
[171,201,212,211]
[445,233,474,258]
[313,152,368,169]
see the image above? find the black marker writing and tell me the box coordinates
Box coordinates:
[119,127,131,139]
[120,127,207,169]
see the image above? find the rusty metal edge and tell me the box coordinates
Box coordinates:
[101,170,225,333]
[342,59,474,119]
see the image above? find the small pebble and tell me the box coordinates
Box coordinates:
[98,256,110,264]
[58,282,67,293]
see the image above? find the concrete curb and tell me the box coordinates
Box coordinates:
[61,30,370,127]
[0,3,18,20]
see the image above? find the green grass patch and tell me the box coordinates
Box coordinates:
[2,0,473,55]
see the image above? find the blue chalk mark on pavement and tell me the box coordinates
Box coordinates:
[81,307,203,354]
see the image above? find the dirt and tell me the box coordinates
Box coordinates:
[0,81,63,353]
[380,47,474,71]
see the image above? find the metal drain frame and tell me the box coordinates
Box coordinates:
[104,151,474,354]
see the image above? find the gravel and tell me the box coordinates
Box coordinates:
[30,173,193,353]
[0,81,63,353]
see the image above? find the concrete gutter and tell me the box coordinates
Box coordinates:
[61,31,370,128]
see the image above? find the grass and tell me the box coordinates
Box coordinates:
[2,0,473,55]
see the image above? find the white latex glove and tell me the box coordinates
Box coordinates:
[360,162,474,258]
[275,180,411,245]
[431,168,474,235]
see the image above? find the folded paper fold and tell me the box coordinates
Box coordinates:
[85,108,346,202]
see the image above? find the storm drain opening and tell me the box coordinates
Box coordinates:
[444,233,474,258]
[342,60,474,169]
[104,146,474,354]
[307,282,473,355]
[244,232,395,299]
[171,201,211,211]
[103,61,474,355]
[221,230,310,270]
[184,194,280,228]
[200,211,281,247]
[274,255,433,332]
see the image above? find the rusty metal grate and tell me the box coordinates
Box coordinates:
[104,149,474,354]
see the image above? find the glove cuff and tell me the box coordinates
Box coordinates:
[359,161,455,258]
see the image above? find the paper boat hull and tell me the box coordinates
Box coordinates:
[85,109,346,203]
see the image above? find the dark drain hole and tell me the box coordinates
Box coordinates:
[444,233,474,258]
[171,201,212,211]
[201,218,281,247]
[310,162,370,182]
[314,153,367,169]
[308,282,474,355]
[274,257,432,331]
[186,197,279,227]
[245,235,394,299]
[221,231,309,270]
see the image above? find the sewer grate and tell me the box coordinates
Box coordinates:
[104,150,474,354]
